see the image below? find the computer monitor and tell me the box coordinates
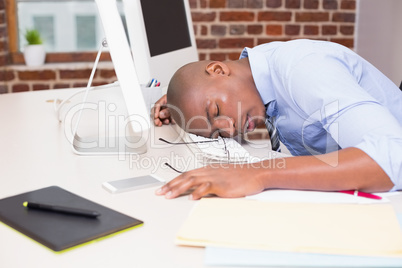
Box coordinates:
[123,0,199,86]
[75,0,196,155]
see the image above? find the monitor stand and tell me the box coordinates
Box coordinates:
[72,134,147,155]
[69,39,150,156]
[69,82,150,156]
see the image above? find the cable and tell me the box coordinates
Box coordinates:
[54,39,116,122]
[71,39,108,138]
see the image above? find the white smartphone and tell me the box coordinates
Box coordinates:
[102,175,165,194]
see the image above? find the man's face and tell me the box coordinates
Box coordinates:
[176,78,266,138]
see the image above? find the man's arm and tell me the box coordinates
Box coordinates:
[155,147,394,200]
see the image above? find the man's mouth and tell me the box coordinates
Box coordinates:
[244,115,255,133]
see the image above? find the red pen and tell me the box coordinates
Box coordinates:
[339,190,382,200]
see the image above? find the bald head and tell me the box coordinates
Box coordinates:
[167,61,211,104]
[166,61,213,128]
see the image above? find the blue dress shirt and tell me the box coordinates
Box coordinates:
[240,39,402,191]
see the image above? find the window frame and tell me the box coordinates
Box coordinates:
[5,0,111,64]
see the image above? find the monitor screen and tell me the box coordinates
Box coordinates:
[141,0,192,57]
[123,0,198,85]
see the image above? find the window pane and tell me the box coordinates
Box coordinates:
[33,16,55,51]
[76,16,97,51]
[17,0,126,53]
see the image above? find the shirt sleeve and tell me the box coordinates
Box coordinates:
[282,53,402,191]
[326,101,402,191]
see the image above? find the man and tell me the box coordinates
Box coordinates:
[153,39,402,200]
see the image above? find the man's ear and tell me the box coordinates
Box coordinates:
[205,61,230,77]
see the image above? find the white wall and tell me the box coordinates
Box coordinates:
[355,0,402,87]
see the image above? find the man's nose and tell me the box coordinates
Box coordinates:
[213,117,236,137]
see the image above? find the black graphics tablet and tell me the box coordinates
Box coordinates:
[0,186,143,252]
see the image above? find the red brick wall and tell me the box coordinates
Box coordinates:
[0,0,356,94]
[192,0,356,61]
[1,63,118,93]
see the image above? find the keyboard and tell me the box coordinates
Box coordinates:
[181,132,251,163]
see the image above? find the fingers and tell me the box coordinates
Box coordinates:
[156,172,211,199]
[155,163,253,200]
[189,182,212,200]
[153,109,172,126]
[158,109,170,120]
[151,105,161,126]
[155,174,193,199]
[152,94,172,126]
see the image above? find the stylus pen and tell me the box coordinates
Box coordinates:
[23,201,101,218]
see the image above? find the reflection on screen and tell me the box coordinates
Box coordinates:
[140,0,192,57]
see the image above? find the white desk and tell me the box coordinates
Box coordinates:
[0,88,280,268]
[0,88,204,267]
[1,89,401,268]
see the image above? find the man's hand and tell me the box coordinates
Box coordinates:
[155,164,266,200]
[152,94,174,126]
[155,148,394,200]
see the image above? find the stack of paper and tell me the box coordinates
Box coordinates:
[176,198,402,262]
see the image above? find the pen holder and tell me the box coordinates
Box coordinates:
[140,84,164,113]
